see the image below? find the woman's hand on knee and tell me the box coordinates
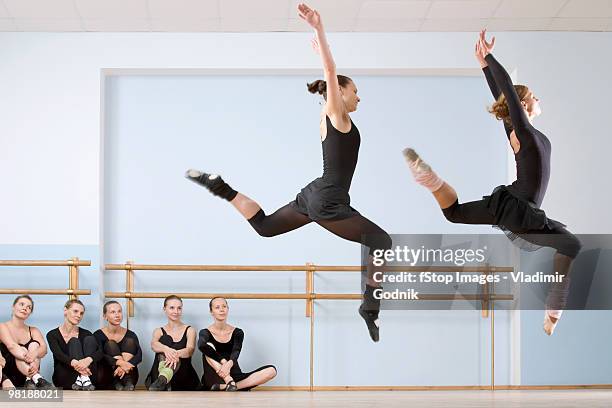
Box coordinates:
[117,360,134,372]
[24,350,37,364]
[114,366,126,379]
[164,358,178,370]
[163,348,179,363]
[27,359,40,376]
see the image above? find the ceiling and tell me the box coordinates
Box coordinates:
[0,0,611,32]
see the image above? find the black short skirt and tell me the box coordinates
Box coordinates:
[484,185,566,251]
[290,177,360,221]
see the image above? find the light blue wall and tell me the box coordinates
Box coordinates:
[103,74,508,386]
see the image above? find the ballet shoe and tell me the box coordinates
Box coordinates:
[543,311,560,336]
[358,304,380,343]
[185,169,237,201]
[185,169,219,188]
[148,375,168,391]
[402,148,443,192]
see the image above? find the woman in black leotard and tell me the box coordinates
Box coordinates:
[94,301,142,390]
[46,299,102,390]
[185,3,391,343]
[198,297,276,391]
[404,30,581,335]
[0,295,52,389]
[146,295,200,391]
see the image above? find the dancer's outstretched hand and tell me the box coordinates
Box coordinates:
[475,31,488,68]
[298,3,321,29]
[479,29,495,55]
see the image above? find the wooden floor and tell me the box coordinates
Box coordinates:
[2,390,612,408]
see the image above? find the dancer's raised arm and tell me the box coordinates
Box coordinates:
[476,30,500,98]
[480,34,532,135]
[476,30,513,138]
[298,3,345,118]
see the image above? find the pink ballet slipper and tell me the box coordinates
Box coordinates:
[403,148,444,192]
[543,309,562,336]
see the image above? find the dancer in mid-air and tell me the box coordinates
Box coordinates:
[186,3,391,342]
[404,30,581,335]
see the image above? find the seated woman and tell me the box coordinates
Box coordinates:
[145,295,200,391]
[46,299,102,390]
[198,297,276,391]
[0,295,53,389]
[93,301,142,390]
[1,352,15,390]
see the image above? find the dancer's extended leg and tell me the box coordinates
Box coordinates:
[317,215,392,342]
[186,170,312,235]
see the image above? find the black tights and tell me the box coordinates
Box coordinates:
[103,339,139,384]
[442,199,582,259]
[442,198,582,311]
[68,336,98,362]
[248,204,392,255]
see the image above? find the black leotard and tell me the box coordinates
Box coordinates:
[18,327,39,349]
[321,115,361,191]
[484,54,551,207]
[291,115,361,220]
[146,326,200,391]
[198,328,275,391]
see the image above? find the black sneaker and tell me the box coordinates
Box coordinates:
[24,379,37,390]
[35,378,54,390]
[358,304,380,342]
[225,381,238,392]
[148,375,168,391]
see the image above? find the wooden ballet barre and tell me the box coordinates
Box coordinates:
[105,261,514,318]
[104,292,513,301]
[105,263,512,273]
[0,289,91,295]
[105,292,311,300]
[105,264,313,271]
[309,265,514,273]
[1,257,91,300]
[312,293,514,301]
[0,259,91,267]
